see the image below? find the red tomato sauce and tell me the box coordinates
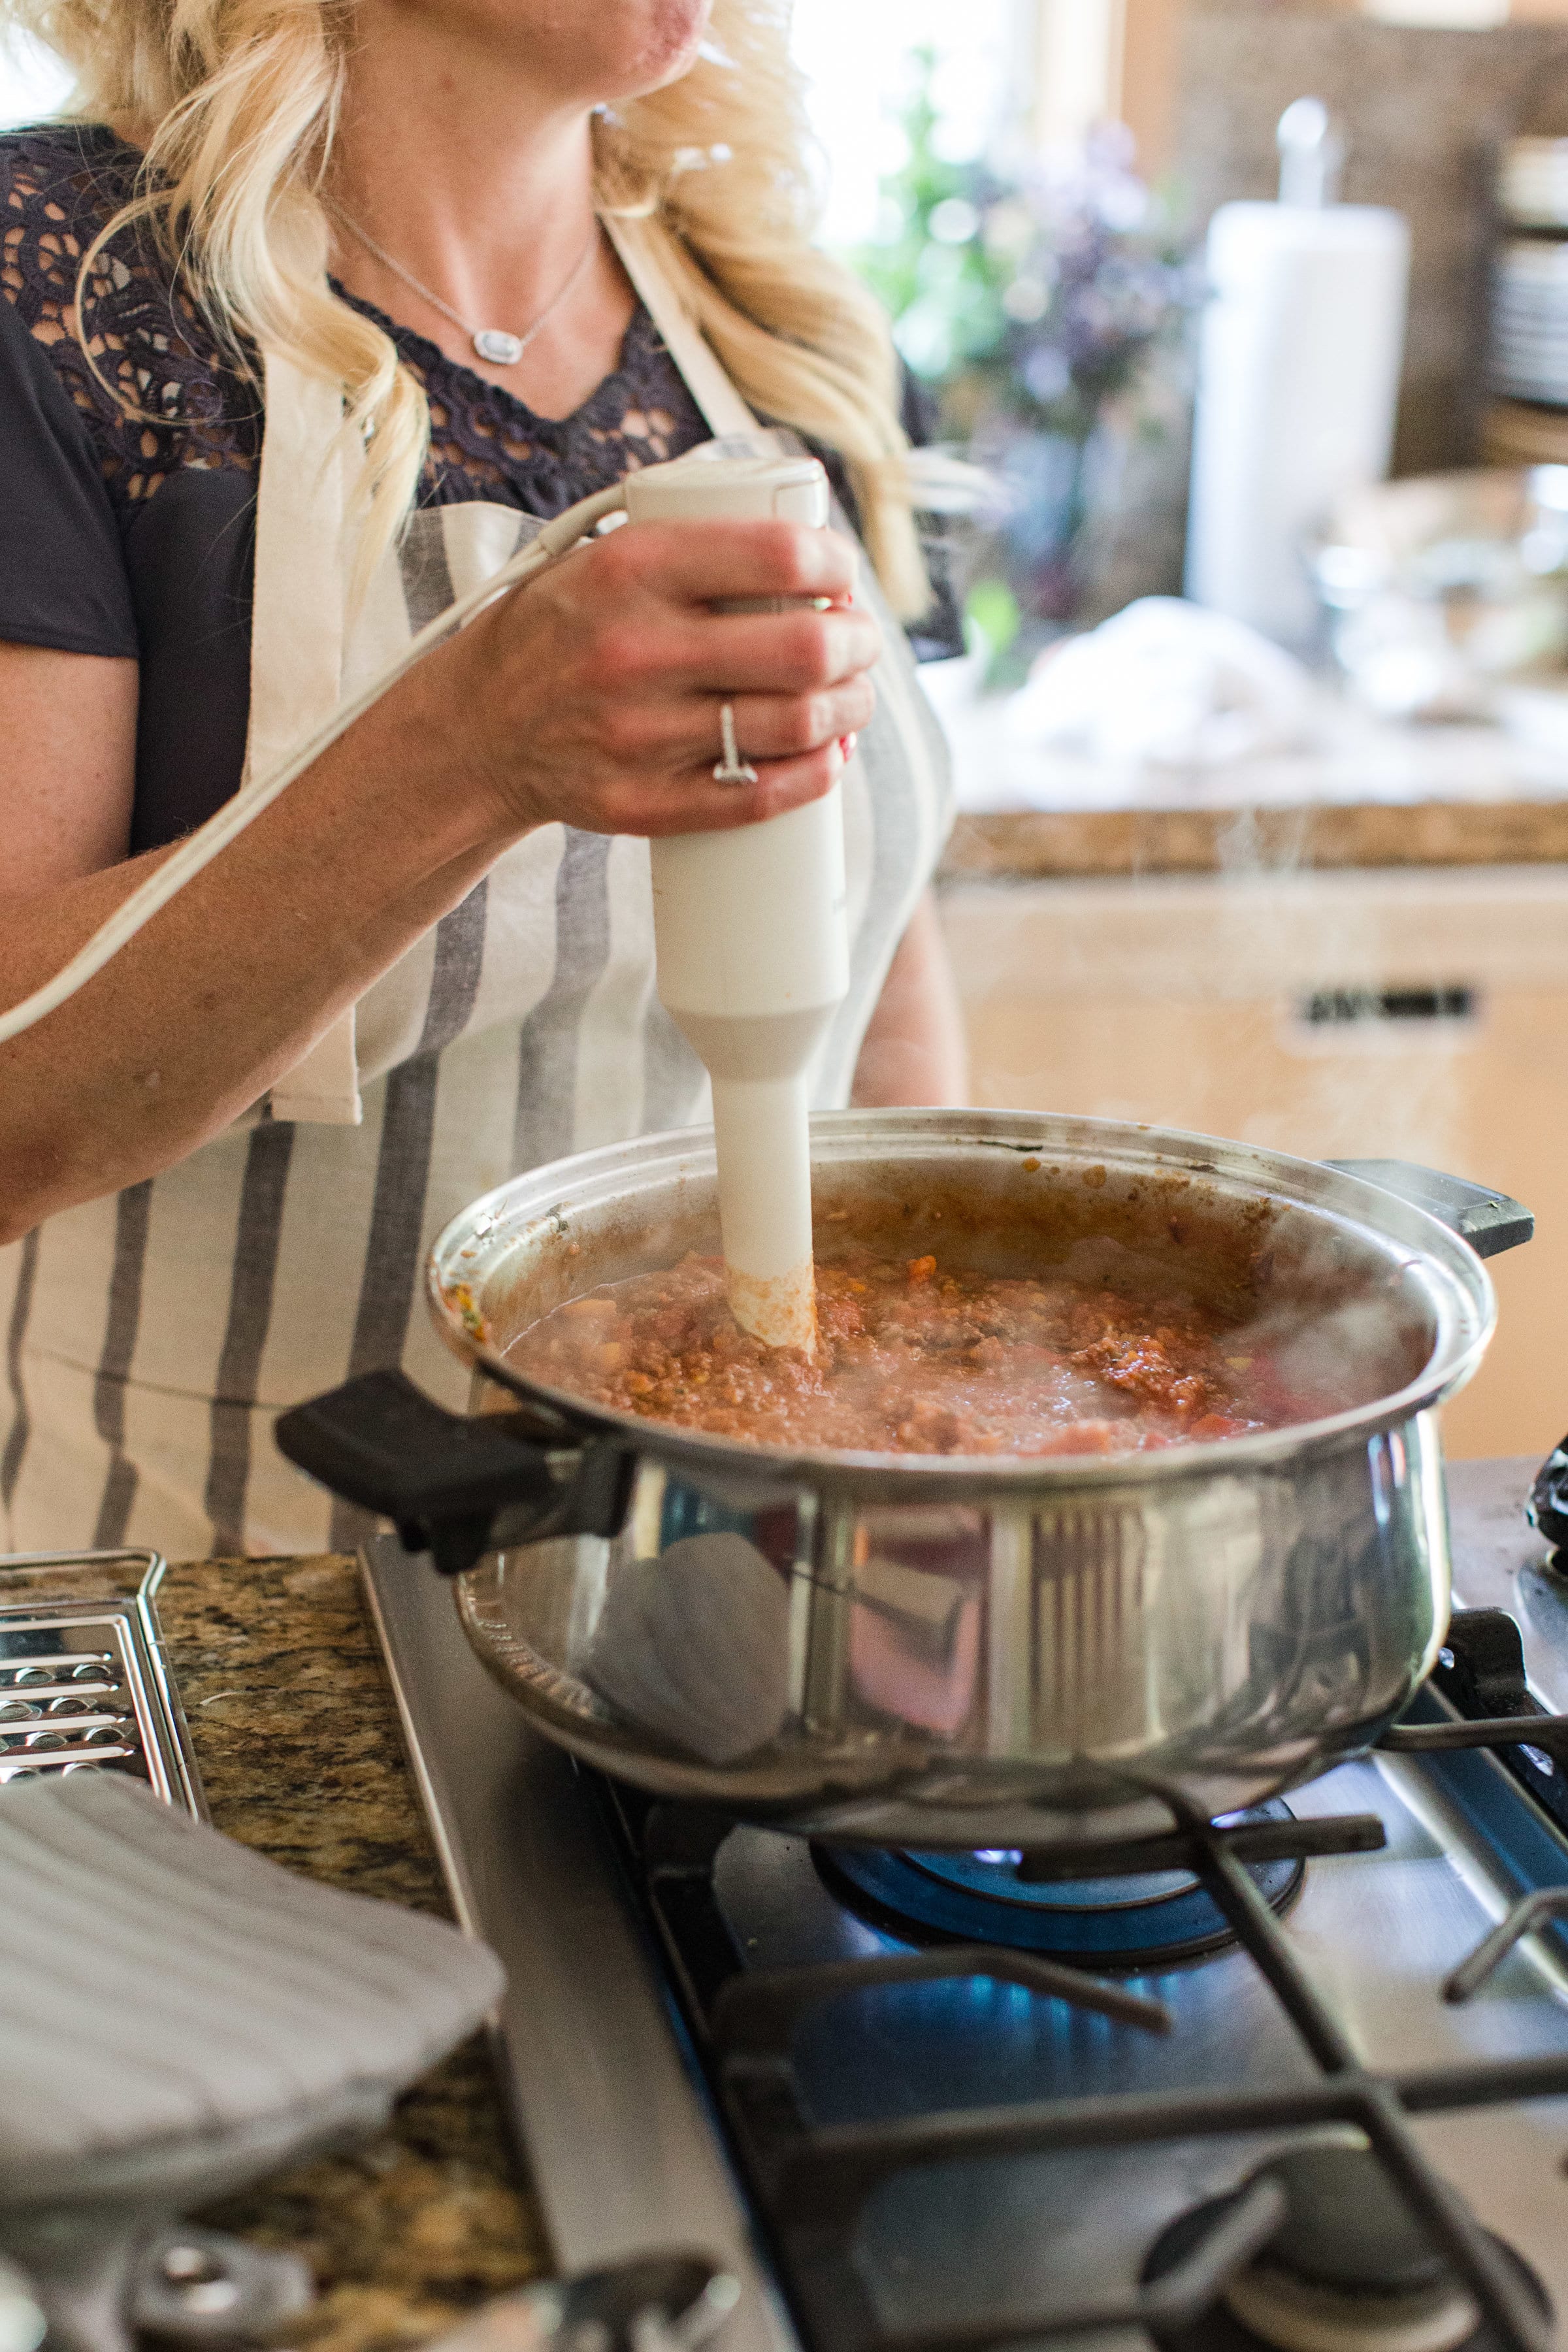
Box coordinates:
[509,1249,1301,1456]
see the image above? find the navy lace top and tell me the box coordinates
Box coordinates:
[0,123,957,855]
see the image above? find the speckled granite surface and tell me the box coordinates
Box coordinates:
[154,1553,550,2352]
[941,792,1568,879]
[932,679,1568,877]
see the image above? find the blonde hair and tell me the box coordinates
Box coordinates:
[6,0,928,614]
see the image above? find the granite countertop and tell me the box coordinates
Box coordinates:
[934,682,1568,881]
[154,1554,549,2352]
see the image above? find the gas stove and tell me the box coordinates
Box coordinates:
[360,1454,1568,2352]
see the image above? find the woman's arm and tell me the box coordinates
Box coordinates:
[1,645,140,884]
[851,889,969,1109]
[0,516,879,1239]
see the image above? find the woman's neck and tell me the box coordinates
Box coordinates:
[326,31,633,414]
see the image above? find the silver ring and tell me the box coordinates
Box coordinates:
[713,701,759,786]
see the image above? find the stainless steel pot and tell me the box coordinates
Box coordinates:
[277,1111,1532,1850]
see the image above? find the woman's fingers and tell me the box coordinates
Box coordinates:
[598,669,876,836]
[626,742,848,839]
[463,514,881,841]
[684,607,881,693]
[595,606,882,698]
[617,677,876,770]
[608,516,860,606]
[584,674,875,773]
[715,678,877,760]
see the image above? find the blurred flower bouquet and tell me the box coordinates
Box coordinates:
[857,61,1201,657]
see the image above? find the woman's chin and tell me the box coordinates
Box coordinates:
[515,0,710,106]
[615,0,711,96]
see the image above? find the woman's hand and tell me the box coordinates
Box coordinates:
[435,516,881,838]
[0,519,879,1231]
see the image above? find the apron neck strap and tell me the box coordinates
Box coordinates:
[602,216,759,442]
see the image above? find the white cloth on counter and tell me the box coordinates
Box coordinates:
[1005,596,1316,770]
[0,1771,502,2215]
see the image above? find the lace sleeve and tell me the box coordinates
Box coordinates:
[1,123,262,521]
[0,161,137,656]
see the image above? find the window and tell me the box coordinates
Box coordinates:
[791,0,1030,247]
[0,28,72,128]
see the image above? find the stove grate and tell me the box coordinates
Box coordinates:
[615,1783,1568,2352]
[1448,1887,1568,2001]
[1383,1606,1568,1844]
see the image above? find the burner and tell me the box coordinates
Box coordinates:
[1143,2146,1550,2352]
[817,1799,1304,1968]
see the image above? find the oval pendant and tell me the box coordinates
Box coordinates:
[473,328,524,366]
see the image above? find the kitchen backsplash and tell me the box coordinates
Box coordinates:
[1172,0,1568,472]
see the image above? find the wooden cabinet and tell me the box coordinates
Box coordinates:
[941,866,1568,1459]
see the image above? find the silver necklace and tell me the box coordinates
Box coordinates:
[329,205,600,368]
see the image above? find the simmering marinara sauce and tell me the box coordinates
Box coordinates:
[509,1249,1297,1456]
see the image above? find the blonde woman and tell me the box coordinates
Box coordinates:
[0,0,966,1555]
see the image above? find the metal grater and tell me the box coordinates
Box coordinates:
[0,1550,205,1816]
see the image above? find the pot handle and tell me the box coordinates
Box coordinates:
[1323,1160,1533,1259]
[274,1369,633,1575]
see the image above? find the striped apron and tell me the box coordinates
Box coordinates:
[0,232,953,1558]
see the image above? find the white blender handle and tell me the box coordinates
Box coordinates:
[624,453,850,1352]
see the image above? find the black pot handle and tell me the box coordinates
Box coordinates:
[1324,1160,1533,1260]
[274,1369,634,1575]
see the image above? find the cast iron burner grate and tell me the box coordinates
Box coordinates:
[625,1800,1568,2352]
[1141,2143,1552,2352]
[599,1615,1568,2352]
[818,1798,1305,1968]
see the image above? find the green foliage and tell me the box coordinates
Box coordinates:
[851,51,1198,441]
[963,577,1021,663]
[848,50,1200,630]
[853,49,1006,385]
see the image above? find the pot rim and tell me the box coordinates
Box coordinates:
[427,1107,1495,1491]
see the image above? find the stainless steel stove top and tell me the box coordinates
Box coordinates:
[361,1456,1568,2352]
[361,1534,800,2352]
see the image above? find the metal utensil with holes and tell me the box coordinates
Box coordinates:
[0,1552,202,1807]
[276,1109,1532,1852]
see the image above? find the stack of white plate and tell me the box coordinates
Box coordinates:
[1492,240,1568,404]
[1492,139,1568,408]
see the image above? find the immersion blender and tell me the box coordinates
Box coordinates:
[623,453,849,1353]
